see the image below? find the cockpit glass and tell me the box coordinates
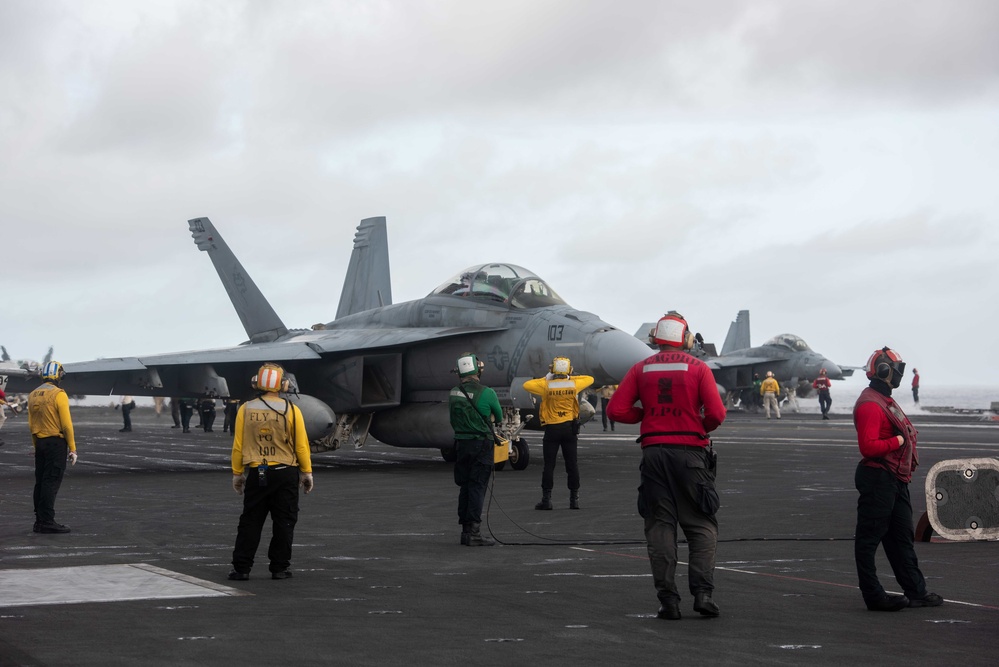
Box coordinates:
[764,334,811,352]
[431,263,567,309]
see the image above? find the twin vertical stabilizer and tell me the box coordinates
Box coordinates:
[188,217,289,343]
[721,310,751,355]
[335,217,392,319]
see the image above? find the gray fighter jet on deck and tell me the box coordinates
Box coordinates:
[706,310,850,403]
[636,310,851,405]
[11,217,652,468]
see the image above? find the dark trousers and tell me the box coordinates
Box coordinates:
[180,404,194,431]
[600,397,615,430]
[171,400,181,427]
[201,408,216,432]
[641,446,718,603]
[454,439,493,525]
[223,403,238,433]
[818,391,832,415]
[122,404,133,429]
[854,464,927,601]
[912,388,919,403]
[232,466,300,574]
[541,422,579,491]
[33,437,68,524]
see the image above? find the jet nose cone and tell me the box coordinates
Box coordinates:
[823,361,844,380]
[585,328,654,384]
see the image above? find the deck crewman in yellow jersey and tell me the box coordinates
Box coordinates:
[228,363,313,581]
[28,361,78,534]
[524,357,594,510]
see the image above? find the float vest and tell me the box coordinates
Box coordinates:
[855,387,919,482]
[241,397,299,467]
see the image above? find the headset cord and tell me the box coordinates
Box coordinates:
[483,471,855,546]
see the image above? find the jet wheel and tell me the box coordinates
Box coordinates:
[509,438,530,470]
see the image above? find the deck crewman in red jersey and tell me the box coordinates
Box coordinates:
[607,311,726,621]
[813,368,833,419]
[853,347,942,611]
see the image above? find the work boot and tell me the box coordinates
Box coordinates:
[569,490,580,510]
[460,524,470,546]
[865,593,909,611]
[466,522,494,546]
[907,592,943,608]
[227,570,250,581]
[37,521,71,534]
[535,490,553,511]
[693,592,720,617]
[657,602,681,620]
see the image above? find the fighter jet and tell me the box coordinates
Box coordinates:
[9,217,652,468]
[636,310,850,405]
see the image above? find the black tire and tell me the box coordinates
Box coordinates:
[509,438,530,470]
[440,446,457,463]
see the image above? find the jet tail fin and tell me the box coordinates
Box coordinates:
[336,217,392,319]
[42,346,53,366]
[721,310,751,355]
[188,217,289,343]
[1,346,8,362]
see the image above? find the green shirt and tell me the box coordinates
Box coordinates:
[449,379,502,439]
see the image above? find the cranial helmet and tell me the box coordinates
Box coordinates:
[819,368,827,376]
[456,352,484,378]
[651,311,694,350]
[766,371,774,378]
[41,361,64,382]
[253,362,289,392]
[865,347,906,388]
[550,356,572,375]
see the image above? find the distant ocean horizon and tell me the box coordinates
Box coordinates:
[792,376,999,414]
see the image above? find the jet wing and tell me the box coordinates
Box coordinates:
[705,355,772,369]
[49,326,508,397]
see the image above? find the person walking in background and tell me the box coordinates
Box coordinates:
[117,395,135,432]
[911,368,920,404]
[169,397,181,429]
[199,397,217,432]
[523,356,594,510]
[28,361,79,534]
[813,368,833,419]
[760,371,781,420]
[223,398,240,434]
[607,312,727,621]
[179,397,196,433]
[599,384,617,432]
[853,347,941,612]
[0,386,8,447]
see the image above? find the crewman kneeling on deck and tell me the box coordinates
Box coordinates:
[228,363,313,580]
[523,357,594,510]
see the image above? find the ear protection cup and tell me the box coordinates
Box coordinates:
[876,361,891,379]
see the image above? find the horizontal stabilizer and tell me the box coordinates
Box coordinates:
[189,217,288,343]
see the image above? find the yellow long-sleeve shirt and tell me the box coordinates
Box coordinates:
[230,395,312,475]
[760,377,780,395]
[523,374,594,426]
[28,382,77,452]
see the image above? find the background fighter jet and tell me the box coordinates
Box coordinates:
[636,310,851,405]
[8,217,652,468]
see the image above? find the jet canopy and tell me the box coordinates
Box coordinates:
[765,334,812,352]
[431,263,568,309]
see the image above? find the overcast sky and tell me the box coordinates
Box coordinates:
[2,0,997,387]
